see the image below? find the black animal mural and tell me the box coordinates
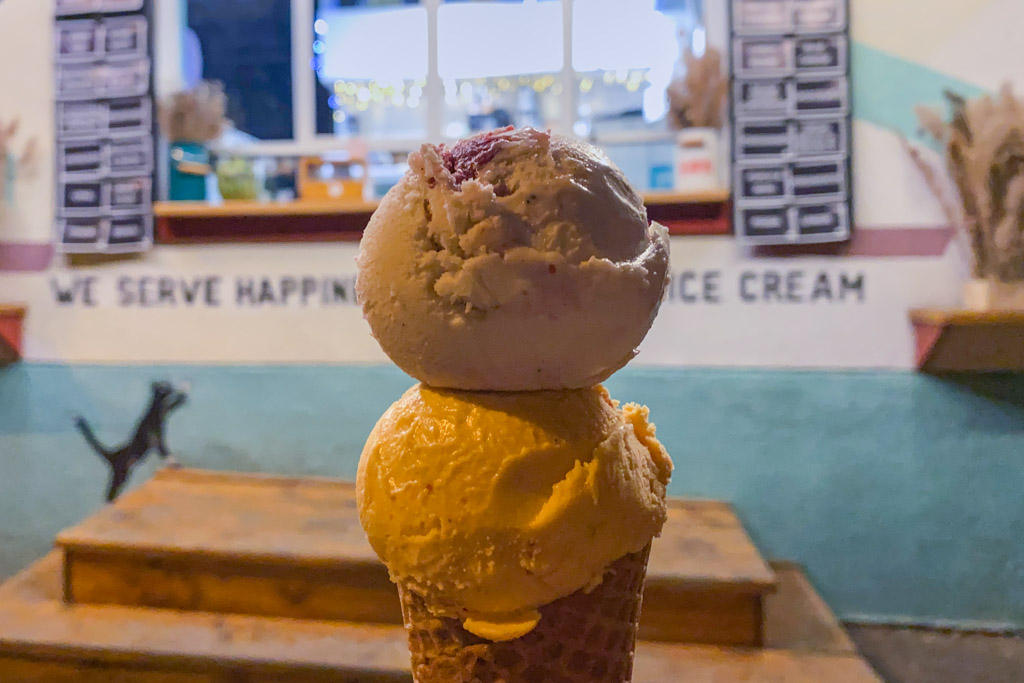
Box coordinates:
[74,381,189,501]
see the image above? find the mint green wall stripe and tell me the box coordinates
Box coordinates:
[2,363,1023,630]
[851,41,986,141]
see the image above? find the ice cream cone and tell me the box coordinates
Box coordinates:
[398,545,651,683]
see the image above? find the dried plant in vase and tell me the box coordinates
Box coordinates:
[906,85,1024,309]
[665,46,729,192]
[158,81,229,201]
[158,80,228,145]
[666,46,728,131]
[0,118,37,208]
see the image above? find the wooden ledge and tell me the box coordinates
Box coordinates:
[0,305,27,365]
[154,199,378,218]
[154,190,731,219]
[910,308,1024,372]
[153,190,733,244]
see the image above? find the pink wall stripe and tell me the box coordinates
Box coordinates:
[846,227,955,257]
[0,227,955,272]
[753,227,955,258]
[0,242,54,272]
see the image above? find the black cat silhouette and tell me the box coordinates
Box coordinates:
[74,381,189,501]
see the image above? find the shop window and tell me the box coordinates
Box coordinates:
[182,0,704,191]
[573,0,697,139]
[438,0,563,138]
[314,0,428,140]
[186,0,294,141]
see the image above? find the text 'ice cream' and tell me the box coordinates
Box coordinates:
[356,383,672,641]
[356,127,670,391]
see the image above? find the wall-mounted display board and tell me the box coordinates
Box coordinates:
[730,0,852,246]
[53,0,154,253]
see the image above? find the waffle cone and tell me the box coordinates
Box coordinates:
[397,545,651,683]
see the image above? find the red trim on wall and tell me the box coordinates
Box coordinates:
[753,227,955,258]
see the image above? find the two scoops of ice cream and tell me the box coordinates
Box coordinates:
[355,126,673,682]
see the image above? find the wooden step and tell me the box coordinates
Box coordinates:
[56,468,776,647]
[764,560,857,654]
[0,553,880,682]
[636,644,881,683]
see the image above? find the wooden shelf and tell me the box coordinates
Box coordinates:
[154,199,379,218]
[0,305,26,365]
[644,189,731,206]
[153,190,732,244]
[910,308,1024,372]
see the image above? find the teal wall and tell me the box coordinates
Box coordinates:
[2,363,1023,630]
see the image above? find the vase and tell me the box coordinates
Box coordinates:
[217,157,259,201]
[963,278,1024,311]
[169,141,211,201]
[673,128,722,193]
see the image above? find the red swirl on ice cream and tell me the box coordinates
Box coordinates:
[441,125,511,184]
[356,127,670,391]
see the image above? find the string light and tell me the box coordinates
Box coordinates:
[326,71,655,118]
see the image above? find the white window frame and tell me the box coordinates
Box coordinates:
[165,0,692,157]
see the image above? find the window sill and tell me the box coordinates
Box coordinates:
[154,190,732,245]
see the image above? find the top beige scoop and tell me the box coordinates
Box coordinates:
[355,126,670,391]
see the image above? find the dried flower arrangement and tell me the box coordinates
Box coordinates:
[0,118,37,205]
[666,46,729,130]
[907,85,1024,283]
[158,81,229,144]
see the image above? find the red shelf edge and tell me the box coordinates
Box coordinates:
[911,319,945,372]
[0,307,26,365]
[155,201,732,245]
[909,308,1024,373]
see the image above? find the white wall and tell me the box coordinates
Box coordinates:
[0,0,1014,369]
[0,0,55,245]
